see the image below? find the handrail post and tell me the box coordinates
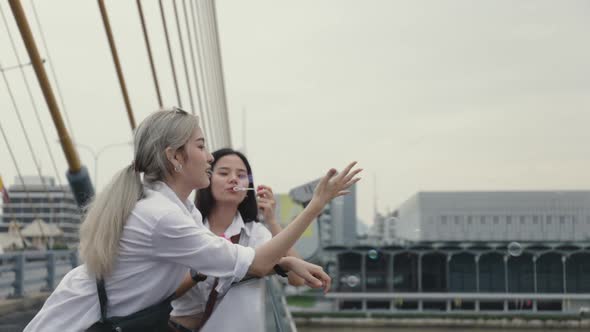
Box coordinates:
[12,253,25,297]
[46,251,56,290]
[69,250,79,268]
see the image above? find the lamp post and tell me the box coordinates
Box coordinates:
[58,140,132,188]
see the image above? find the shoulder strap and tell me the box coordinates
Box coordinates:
[96,278,108,322]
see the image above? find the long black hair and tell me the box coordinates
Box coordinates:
[196,148,259,223]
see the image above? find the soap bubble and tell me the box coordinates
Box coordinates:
[508,242,523,257]
[340,275,360,288]
[368,249,379,260]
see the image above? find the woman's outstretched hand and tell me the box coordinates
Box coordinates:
[312,161,362,206]
[280,256,332,293]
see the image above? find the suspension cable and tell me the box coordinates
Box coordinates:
[97,0,136,130]
[181,0,207,134]
[0,2,63,187]
[190,0,214,149]
[158,0,182,108]
[172,0,195,114]
[30,0,77,143]
[136,0,163,107]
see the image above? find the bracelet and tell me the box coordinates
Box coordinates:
[273,264,288,277]
[190,269,207,283]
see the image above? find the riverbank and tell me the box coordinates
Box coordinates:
[292,312,590,330]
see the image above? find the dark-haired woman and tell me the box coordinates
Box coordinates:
[170,149,314,331]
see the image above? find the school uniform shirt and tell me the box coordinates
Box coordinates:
[24,182,255,332]
[171,213,272,331]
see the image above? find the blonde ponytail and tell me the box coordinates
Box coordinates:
[79,166,142,278]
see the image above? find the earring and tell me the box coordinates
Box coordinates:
[174,164,183,173]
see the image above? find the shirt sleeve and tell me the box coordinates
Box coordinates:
[152,210,255,282]
[216,224,273,293]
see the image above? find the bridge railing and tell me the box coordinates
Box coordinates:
[265,277,298,332]
[0,250,78,298]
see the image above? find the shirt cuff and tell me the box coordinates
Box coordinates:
[217,245,255,293]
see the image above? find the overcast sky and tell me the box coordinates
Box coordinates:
[1,0,590,225]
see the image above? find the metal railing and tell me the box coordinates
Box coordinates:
[0,250,78,298]
[265,277,298,332]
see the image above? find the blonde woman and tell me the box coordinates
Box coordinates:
[24,109,361,331]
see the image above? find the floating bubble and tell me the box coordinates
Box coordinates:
[508,242,523,257]
[340,275,360,288]
[368,249,379,260]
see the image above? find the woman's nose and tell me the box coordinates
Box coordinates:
[228,174,239,184]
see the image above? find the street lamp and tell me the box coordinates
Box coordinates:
[57,140,132,187]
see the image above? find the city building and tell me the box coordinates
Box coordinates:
[274,193,318,259]
[325,241,590,313]
[1,176,82,246]
[366,212,398,245]
[395,191,590,242]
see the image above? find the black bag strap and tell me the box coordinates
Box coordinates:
[96,278,108,323]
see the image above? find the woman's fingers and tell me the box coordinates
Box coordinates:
[341,177,362,191]
[342,168,363,184]
[336,190,351,197]
[301,271,323,288]
[258,198,275,209]
[257,188,274,199]
[335,161,357,181]
[311,269,331,293]
[257,185,274,194]
[317,168,337,191]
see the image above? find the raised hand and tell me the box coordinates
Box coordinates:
[312,161,362,206]
[256,185,277,223]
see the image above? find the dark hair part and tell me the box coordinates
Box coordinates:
[196,148,258,223]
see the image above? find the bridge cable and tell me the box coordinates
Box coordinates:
[158,0,182,108]
[194,0,220,148]
[208,0,232,147]
[171,0,195,115]
[97,0,137,130]
[189,0,214,150]
[30,0,77,144]
[181,0,208,139]
[0,62,54,225]
[1,2,63,188]
[136,0,163,108]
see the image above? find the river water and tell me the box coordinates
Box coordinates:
[298,328,571,332]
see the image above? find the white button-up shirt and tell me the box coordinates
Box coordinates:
[24,182,255,332]
[171,213,272,331]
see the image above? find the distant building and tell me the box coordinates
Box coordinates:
[356,219,369,237]
[395,191,590,242]
[367,212,397,245]
[1,176,81,245]
[274,193,318,259]
[0,221,25,253]
[20,219,64,250]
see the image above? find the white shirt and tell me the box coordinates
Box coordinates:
[171,213,272,331]
[24,182,255,332]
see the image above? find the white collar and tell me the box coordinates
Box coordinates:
[147,181,197,217]
[204,212,252,238]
